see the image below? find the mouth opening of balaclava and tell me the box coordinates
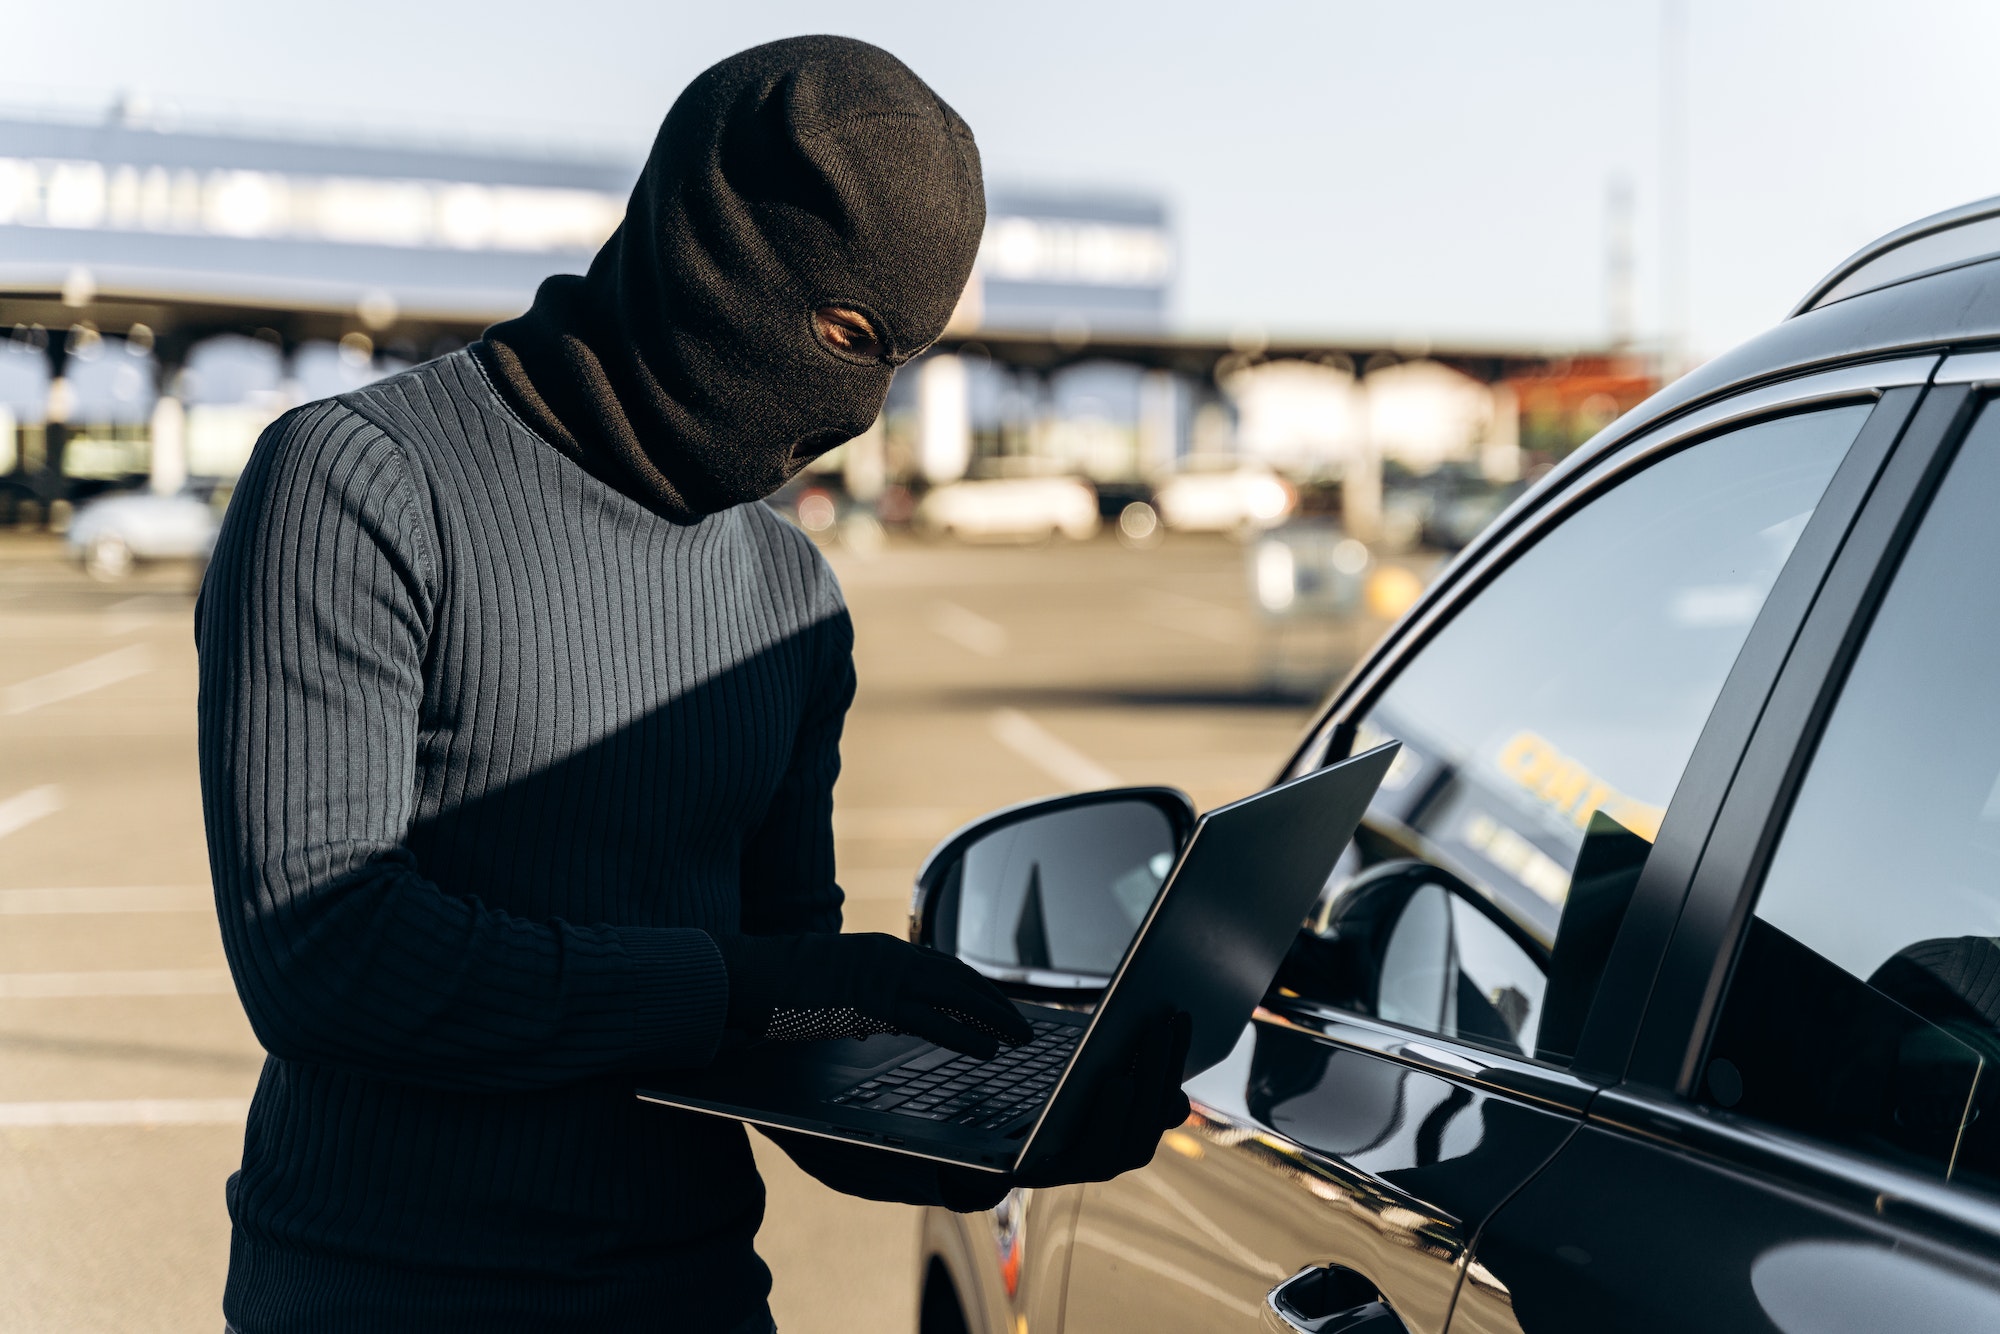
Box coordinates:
[477,35,986,522]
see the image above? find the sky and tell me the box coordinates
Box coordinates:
[7,0,2000,361]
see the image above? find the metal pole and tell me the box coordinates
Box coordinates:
[147,333,191,496]
[917,354,971,485]
[39,327,72,522]
[1659,0,1691,377]
[1606,175,1637,351]
[1345,370,1381,543]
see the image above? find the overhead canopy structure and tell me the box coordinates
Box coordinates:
[0,111,636,352]
[931,326,1603,386]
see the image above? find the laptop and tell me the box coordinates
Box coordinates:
[637,741,1399,1176]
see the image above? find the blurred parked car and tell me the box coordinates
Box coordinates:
[1379,463,1528,552]
[65,490,220,580]
[915,477,1100,543]
[1420,465,1529,551]
[911,196,2000,1333]
[1248,521,1371,618]
[1151,463,1295,534]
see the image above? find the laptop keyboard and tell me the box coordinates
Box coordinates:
[827,1019,1079,1131]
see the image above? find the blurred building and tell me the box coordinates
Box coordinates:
[959,188,1172,335]
[0,114,629,323]
[0,107,632,511]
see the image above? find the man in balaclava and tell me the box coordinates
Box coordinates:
[196,34,1188,1334]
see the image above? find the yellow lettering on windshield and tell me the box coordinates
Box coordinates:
[1496,731,1664,840]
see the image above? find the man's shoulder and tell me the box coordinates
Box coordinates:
[247,396,406,492]
[243,351,476,491]
[333,349,499,457]
[735,500,845,612]
[218,396,437,585]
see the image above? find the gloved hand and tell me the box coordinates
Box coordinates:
[714,932,1032,1059]
[938,1010,1193,1210]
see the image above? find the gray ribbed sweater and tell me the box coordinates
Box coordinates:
[195,349,893,1332]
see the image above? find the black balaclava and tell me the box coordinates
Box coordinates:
[477,36,985,521]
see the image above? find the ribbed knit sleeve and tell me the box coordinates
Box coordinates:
[196,400,727,1093]
[736,559,854,938]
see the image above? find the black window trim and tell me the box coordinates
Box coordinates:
[1256,999,1600,1115]
[1625,378,1981,1101]
[1594,373,2000,1265]
[1567,384,1935,1084]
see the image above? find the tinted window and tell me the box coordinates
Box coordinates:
[1317,406,1868,1059]
[1705,403,2000,1197]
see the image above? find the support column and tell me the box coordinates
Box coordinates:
[277,336,303,413]
[917,354,971,485]
[1344,371,1382,542]
[1138,369,1180,478]
[843,415,887,503]
[38,328,73,520]
[1189,387,1230,461]
[147,333,191,495]
[149,395,187,495]
[1480,383,1522,484]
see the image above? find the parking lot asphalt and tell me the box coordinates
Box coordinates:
[0,525,1387,1333]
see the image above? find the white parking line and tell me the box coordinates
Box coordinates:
[102,595,185,636]
[989,709,1122,791]
[0,885,211,915]
[0,1098,251,1127]
[3,644,152,714]
[0,785,62,841]
[0,968,234,999]
[927,602,1009,657]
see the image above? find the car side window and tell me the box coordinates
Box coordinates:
[1702,402,2000,1199]
[1303,405,1872,1063]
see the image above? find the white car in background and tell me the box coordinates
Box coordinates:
[66,490,221,580]
[1151,464,1295,534]
[915,476,1100,543]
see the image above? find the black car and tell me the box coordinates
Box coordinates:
[907,195,2000,1333]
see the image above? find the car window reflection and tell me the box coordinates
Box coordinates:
[1359,406,1867,945]
[1710,402,2000,1199]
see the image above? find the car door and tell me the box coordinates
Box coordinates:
[1453,364,2000,1333]
[1058,361,1933,1334]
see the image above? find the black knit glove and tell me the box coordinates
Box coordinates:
[714,932,1032,1059]
[938,1010,1193,1210]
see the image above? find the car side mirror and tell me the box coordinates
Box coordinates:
[909,787,1197,998]
[1282,859,1552,1057]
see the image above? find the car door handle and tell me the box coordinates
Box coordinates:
[1264,1265,1408,1333]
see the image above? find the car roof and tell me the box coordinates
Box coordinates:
[1464,200,2000,568]
[1791,193,2000,317]
[1599,237,2000,474]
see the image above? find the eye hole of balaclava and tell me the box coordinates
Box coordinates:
[811,304,887,362]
